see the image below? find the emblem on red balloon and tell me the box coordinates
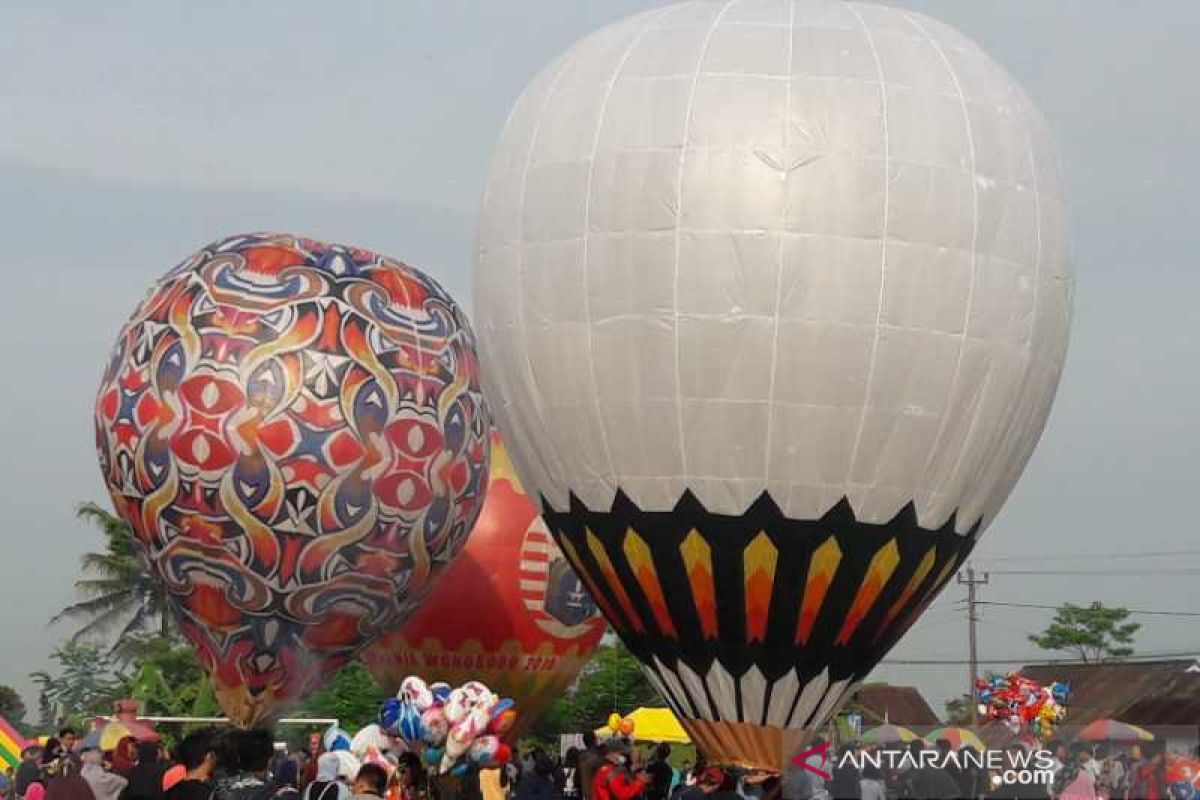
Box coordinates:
[94,233,490,725]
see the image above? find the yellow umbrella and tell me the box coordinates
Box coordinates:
[98,721,132,752]
[594,708,691,744]
[861,723,923,745]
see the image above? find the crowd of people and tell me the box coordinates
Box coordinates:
[786,737,1191,800]
[1,727,1194,800]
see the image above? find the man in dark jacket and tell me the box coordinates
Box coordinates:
[642,745,673,800]
[16,747,42,798]
[577,733,606,800]
[166,731,217,800]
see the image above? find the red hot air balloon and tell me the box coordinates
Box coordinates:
[364,433,606,737]
[94,233,490,725]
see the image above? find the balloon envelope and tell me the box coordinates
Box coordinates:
[474,0,1070,769]
[95,233,490,725]
[363,433,606,737]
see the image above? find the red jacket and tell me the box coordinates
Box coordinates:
[593,764,647,800]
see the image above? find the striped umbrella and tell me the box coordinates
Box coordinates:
[925,726,986,751]
[1076,719,1154,743]
[861,723,923,745]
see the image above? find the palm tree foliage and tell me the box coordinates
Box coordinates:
[51,502,171,657]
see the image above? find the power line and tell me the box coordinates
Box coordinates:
[988,568,1200,576]
[977,600,1200,617]
[881,650,1200,666]
[975,548,1200,563]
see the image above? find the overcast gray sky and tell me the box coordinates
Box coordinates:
[1,1,1197,720]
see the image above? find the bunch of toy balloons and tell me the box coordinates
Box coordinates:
[380,676,516,776]
[606,713,635,738]
[976,674,1070,740]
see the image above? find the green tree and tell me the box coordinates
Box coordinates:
[0,685,27,727]
[533,640,661,740]
[116,636,221,717]
[31,642,123,724]
[1028,602,1141,662]
[296,662,383,731]
[51,502,171,655]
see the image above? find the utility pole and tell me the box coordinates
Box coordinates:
[957,563,989,724]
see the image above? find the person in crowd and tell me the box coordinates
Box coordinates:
[641,746,672,800]
[2,766,14,800]
[302,754,347,800]
[1168,767,1197,800]
[349,767,388,800]
[110,739,138,780]
[858,764,886,800]
[576,735,605,800]
[828,743,861,799]
[126,741,168,800]
[1047,742,1068,783]
[557,749,580,800]
[955,746,986,800]
[57,734,78,758]
[695,770,736,800]
[17,746,44,798]
[1094,747,1120,800]
[394,753,425,800]
[1079,746,1102,785]
[592,742,646,800]
[1057,742,1100,800]
[933,739,961,795]
[1129,742,1168,800]
[214,730,288,800]
[79,746,126,800]
[41,753,94,800]
[900,740,958,800]
[165,730,217,800]
[513,753,558,800]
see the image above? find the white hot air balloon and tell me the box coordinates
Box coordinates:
[474,0,1070,769]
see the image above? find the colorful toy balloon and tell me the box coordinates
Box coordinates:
[607,713,621,733]
[474,2,1072,770]
[976,673,1067,740]
[324,726,352,753]
[94,233,491,725]
[364,434,606,737]
[421,705,450,746]
[617,718,635,737]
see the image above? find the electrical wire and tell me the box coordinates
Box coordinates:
[880,650,1200,666]
[975,600,1200,617]
[973,547,1200,563]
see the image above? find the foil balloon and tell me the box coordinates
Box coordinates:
[324,726,352,753]
[400,677,435,712]
[364,434,606,737]
[421,706,450,745]
[474,0,1071,770]
[94,232,491,725]
[430,682,452,704]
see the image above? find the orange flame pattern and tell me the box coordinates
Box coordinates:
[587,529,645,633]
[623,529,676,637]
[743,532,778,643]
[796,537,842,645]
[835,539,901,645]
[680,530,718,639]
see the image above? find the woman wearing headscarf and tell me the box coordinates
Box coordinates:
[302,755,348,800]
[79,751,127,800]
[110,740,138,781]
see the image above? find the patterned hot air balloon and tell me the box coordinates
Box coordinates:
[363,432,607,738]
[94,233,490,725]
[473,0,1071,769]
